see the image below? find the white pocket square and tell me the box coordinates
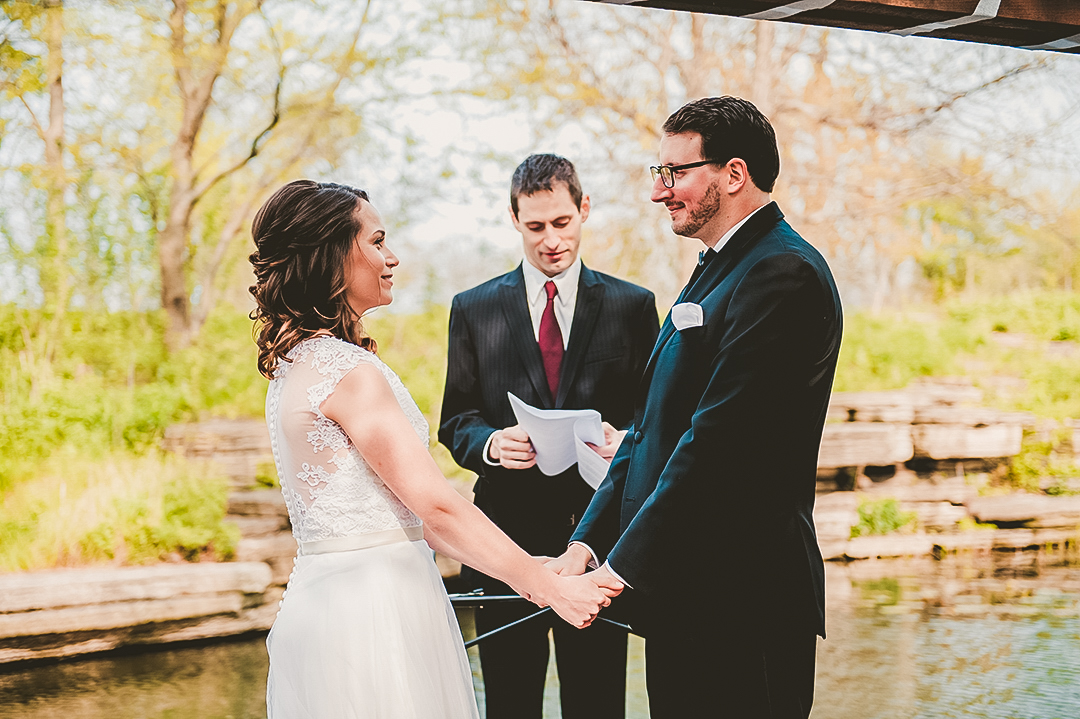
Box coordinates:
[671,302,703,331]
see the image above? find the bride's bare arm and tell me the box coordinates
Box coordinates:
[321,363,620,627]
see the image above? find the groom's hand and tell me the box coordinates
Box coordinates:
[546,574,613,629]
[488,425,536,469]
[544,544,592,576]
[585,565,624,598]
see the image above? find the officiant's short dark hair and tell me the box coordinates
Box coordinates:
[510,154,583,216]
[664,96,780,193]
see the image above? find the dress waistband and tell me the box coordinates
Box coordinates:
[299,525,424,556]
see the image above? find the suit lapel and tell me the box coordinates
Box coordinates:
[556,266,603,408]
[637,202,785,389]
[497,266,554,407]
[638,313,677,397]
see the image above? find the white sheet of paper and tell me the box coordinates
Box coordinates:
[507,392,608,489]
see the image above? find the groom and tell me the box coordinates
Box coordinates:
[550,97,843,717]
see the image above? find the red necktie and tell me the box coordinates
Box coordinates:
[539,280,563,398]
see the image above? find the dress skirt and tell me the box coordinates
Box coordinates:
[266,537,480,719]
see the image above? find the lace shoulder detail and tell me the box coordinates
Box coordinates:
[280,336,374,415]
[266,335,429,543]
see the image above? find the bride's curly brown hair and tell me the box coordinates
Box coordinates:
[249,179,378,379]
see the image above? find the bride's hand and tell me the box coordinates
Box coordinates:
[544,573,622,629]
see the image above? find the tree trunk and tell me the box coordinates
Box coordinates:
[752,20,774,117]
[42,0,68,323]
[160,189,194,351]
[158,0,265,353]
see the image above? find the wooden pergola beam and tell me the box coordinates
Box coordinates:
[587,0,1080,53]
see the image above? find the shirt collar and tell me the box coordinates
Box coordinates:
[522,256,581,306]
[704,203,768,259]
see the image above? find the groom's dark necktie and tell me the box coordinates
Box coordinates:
[539,280,563,398]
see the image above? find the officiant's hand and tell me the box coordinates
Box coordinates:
[488,425,537,469]
[544,543,592,576]
[585,421,627,462]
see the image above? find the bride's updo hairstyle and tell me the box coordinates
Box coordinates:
[249,179,378,379]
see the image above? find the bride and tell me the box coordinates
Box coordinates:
[249,179,621,718]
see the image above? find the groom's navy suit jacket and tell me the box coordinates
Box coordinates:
[572,203,842,637]
[439,263,659,573]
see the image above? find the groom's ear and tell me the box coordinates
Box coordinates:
[579,195,591,223]
[509,204,521,230]
[726,159,749,195]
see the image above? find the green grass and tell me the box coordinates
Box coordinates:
[0,450,238,571]
[837,291,1080,420]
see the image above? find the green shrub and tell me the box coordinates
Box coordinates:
[1005,433,1080,493]
[0,305,265,492]
[850,498,918,538]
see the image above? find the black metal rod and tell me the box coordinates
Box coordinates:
[451,592,634,647]
[464,607,551,649]
[597,617,633,632]
[448,593,527,606]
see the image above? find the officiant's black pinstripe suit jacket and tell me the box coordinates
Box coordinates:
[439,263,659,573]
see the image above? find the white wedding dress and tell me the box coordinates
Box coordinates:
[264,335,479,718]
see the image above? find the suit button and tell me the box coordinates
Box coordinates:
[633,431,643,444]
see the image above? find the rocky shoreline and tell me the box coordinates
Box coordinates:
[3,379,1079,667]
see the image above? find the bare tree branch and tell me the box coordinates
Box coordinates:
[17,94,46,139]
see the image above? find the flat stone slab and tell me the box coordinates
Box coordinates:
[912,423,1023,459]
[910,501,969,530]
[236,534,300,586]
[814,491,859,547]
[913,406,1034,427]
[0,594,245,639]
[818,423,913,468]
[0,588,281,665]
[227,489,289,518]
[0,562,275,664]
[828,380,986,424]
[860,474,975,504]
[162,419,271,454]
[846,534,936,559]
[828,526,1080,561]
[828,391,916,423]
[967,494,1080,527]
[0,562,271,614]
[163,420,273,484]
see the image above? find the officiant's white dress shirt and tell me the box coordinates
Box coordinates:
[482,258,582,465]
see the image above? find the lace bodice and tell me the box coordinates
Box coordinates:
[265,336,424,542]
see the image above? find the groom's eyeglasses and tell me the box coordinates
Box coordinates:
[650,161,717,189]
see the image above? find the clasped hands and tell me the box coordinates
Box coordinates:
[488,422,627,469]
[535,544,622,629]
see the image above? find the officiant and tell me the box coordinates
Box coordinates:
[439,153,659,719]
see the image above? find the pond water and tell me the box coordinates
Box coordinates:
[2,549,1078,719]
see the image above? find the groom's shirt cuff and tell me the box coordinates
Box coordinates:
[602,561,631,589]
[568,541,599,570]
[567,542,633,589]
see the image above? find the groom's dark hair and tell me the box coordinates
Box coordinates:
[663,96,780,193]
[510,154,583,217]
